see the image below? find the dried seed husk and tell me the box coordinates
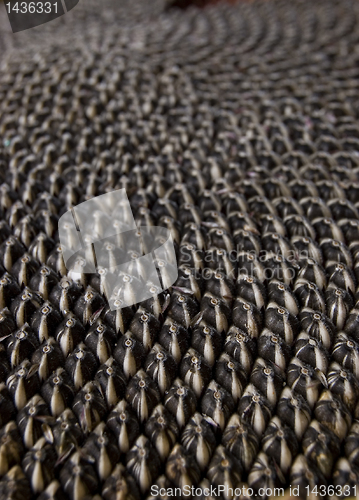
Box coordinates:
[32,338,65,382]
[289,454,326,498]
[331,457,359,495]
[10,287,44,328]
[265,301,300,344]
[31,302,63,343]
[164,378,197,429]
[0,273,21,309]
[145,404,179,462]
[37,480,67,500]
[302,420,341,479]
[206,445,242,499]
[0,421,24,477]
[73,287,106,327]
[102,303,134,336]
[72,382,107,434]
[250,358,284,407]
[41,368,75,417]
[180,348,212,399]
[215,353,247,403]
[314,389,352,441]
[327,362,359,412]
[128,309,161,352]
[114,333,146,380]
[22,437,57,493]
[0,465,32,500]
[165,443,201,491]
[82,422,120,481]
[6,323,39,369]
[102,463,140,500]
[325,287,353,330]
[6,360,40,410]
[125,369,161,423]
[332,331,359,379]
[55,313,86,358]
[294,331,329,373]
[158,320,190,365]
[107,400,140,454]
[144,344,177,395]
[29,265,59,300]
[94,358,126,410]
[276,387,311,440]
[59,451,99,500]
[224,326,256,375]
[65,343,98,391]
[248,451,283,494]
[261,416,298,475]
[84,320,117,365]
[257,328,291,371]
[299,307,335,350]
[201,380,235,431]
[49,277,83,315]
[222,413,259,473]
[167,292,199,330]
[237,384,273,437]
[126,435,161,494]
[232,297,262,339]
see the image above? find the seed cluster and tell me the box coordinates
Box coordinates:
[1,0,359,498]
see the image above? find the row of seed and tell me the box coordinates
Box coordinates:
[0,164,359,496]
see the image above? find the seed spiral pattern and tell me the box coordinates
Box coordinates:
[1,0,359,498]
